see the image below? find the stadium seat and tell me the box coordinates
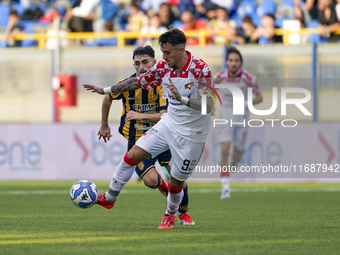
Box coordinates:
[259,36,270,45]
[0,4,10,26]
[236,0,258,27]
[237,0,257,19]
[12,3,27,16]
[21,23,37,47]
[172,20,184,29]
[0,27,7,48]
[57,5,66,17]
[278,0,295,7]
[308,19,328,44]
[275,0,295,27]
[0,40,7,48]
[38,3,47,13]
[84,38,118,47]
[257,0,276,18]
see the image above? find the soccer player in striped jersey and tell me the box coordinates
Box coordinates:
[84,29,213,229]
[98,45,194,224]
[214,47,263,199]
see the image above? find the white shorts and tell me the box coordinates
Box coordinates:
[135,120,205,181]
[217,125,248,151]
[218,106,248,151]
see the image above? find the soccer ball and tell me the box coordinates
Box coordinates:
[70,180,99,209]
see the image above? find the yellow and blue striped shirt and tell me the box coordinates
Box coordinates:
[109,73,168,149]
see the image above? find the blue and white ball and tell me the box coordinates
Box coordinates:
[70,180,99,209]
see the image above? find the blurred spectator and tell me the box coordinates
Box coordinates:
[39,8,57,23]
[181,11,210,45]
[63,0,117,33]
[317,0,340,42]
[126,3,148,32]
[45,18,69,50]
[136,14,167,46]
[4,10,25,47]
[193,0,219,19]
[125,3,148,45]
[158,3,178,29]
[63,0,96,32]
[210,0,237,15]
[141,0,167,14]
[230,16,258,44]
[21,4,44,21]
[253,14,282,44]
[276,1,295,22]
[336,0,340,20]
[207,7,236,44]
[168,0,195,13]
[85,20,118,47]
[20,0,31,9]
[294,0,318,25]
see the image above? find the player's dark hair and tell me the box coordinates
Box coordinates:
[104,21,113,32]
[10,10,18,16]
[242,15,252,23]
[159,28,186,47]
[216,7,227,13]
[132,45,155,60]
[130,3,139,9]
[160,3,169,8]
[226,46,243,63]
[263,14,275,21]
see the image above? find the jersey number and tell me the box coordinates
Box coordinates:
[181,159,197,171]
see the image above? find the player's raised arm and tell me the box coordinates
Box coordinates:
[167,78,214,113]
[83,77,140,95]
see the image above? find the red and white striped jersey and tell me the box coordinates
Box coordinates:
[214,68,261,120]
[214,68,260,96]
[137,51,212,143]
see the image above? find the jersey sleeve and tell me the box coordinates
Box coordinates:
[200,62,213,87]
[196,62,213,97]
[109,92,124,100]
[137,62,164,90]
[250,76,261,96]
[157,86,168,111]
[213,71,225,84]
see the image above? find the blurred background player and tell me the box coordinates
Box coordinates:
[214,47,263,199]
[98,45,194,225]
[83,29,213,229]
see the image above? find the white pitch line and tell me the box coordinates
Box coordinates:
[0,187,340,195]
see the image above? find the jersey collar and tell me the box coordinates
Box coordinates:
[226,68,242,78]
[180,51,193,72]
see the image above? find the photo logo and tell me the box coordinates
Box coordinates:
[201,82,312,128]
[194,81,222,115]
[214,84,312,116]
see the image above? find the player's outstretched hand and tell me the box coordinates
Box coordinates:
[98,125,112,143]
[83,84,105,95]
[166,78,181,101]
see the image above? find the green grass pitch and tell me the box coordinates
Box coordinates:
[0,181,339,255]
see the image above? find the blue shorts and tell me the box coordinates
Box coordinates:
[127,140,171,178]
[135,149,171,178]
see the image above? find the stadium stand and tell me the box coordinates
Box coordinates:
[0,0,339,48]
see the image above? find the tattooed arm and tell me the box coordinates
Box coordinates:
[83,77,140,95]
